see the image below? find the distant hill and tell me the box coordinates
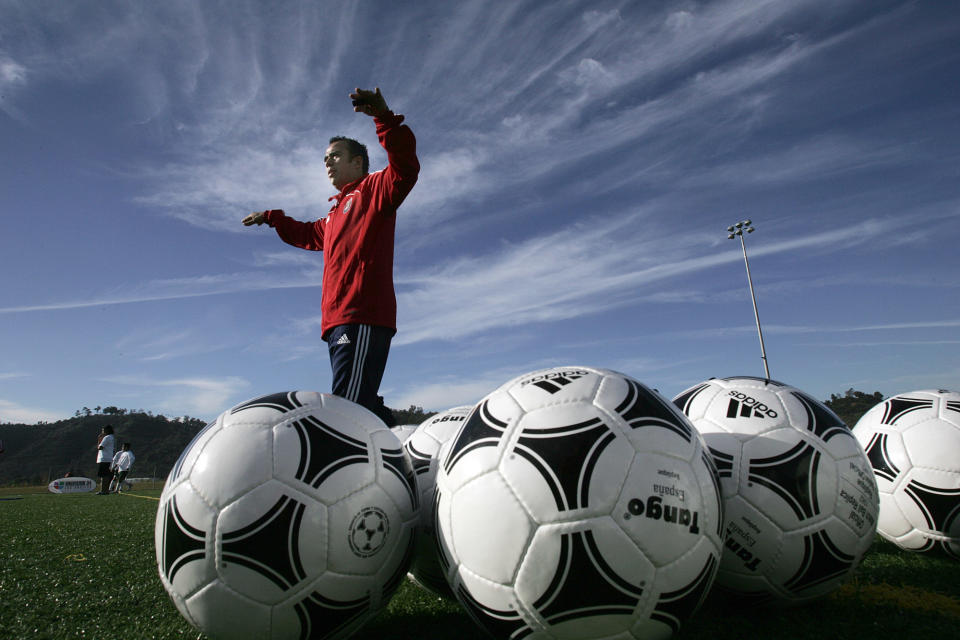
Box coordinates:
[0,404,435,486]
[0,413,207,485]
[823,389,885,427]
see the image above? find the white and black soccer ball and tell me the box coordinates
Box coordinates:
[436,367,723,640]
[673,376,879,604]
[852,389,960,560]
[390,423,419,445]
[402,405,474,597]
[155,391,419,640]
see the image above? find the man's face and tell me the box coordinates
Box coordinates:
[324,141,364,190]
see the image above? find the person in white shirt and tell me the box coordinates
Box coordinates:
[110,449,123,471]
[96,426,115,495]
[110,443,135,494]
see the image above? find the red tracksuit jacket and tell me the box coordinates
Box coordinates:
[264,112,419,340]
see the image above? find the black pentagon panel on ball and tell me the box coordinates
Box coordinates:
[672,382,710,416]
[159,495,206,583]
[791,391,850,442]
[381,446,419,511]
[881,397,935,425]
[649,554,718,635]
[432,491,450,577]
[701,449,725,538]
[748,440,822,520]
[293,591,371,640]
[903,480,960,534]
[535,529,644,626]
[861,432,900,482]
[292,415,369,488]
[514,418,615,512]
[404,440,433,476]
[231,391,304,415]
[783,528,856,595]
[443,400,508,474]
[617,378,693,442]
[707,448,735,481]
[221,495,308,591]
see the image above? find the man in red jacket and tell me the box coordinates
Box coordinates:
[242,87,419,426]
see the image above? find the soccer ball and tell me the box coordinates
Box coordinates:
[673,376,878,603]
[435,367,723,640]
[391,423,419,444]
[402,405,474,597]
[852,389,960,559]
[155,391,419,640]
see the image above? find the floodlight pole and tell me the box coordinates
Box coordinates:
[727,221,770,380]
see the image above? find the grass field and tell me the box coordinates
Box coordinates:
[1,486,957,640]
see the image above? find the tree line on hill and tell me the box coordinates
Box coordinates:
[0,391,879,487]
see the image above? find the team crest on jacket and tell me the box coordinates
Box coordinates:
[343,197,355,214]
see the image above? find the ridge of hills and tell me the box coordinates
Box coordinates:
[0,413,205,485]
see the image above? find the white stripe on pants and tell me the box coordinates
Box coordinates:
[345,324,370,402]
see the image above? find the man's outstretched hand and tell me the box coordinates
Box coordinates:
[350,87,388,118]
[242,211,267,226]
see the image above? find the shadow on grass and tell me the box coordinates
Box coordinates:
[354,582,487,640]
[680,538,959,639]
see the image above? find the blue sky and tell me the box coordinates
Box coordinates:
[1,0,958,424]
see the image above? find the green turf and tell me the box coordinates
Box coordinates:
[1,489,957,639]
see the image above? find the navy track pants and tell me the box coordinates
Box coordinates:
[326,324,396,427]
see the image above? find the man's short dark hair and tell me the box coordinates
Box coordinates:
[329,136,369,174]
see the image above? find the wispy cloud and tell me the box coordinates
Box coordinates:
[844,367,960,395]
[679,134,905,188]
[0,55,26,87]
[669,319,960,341]
[134,146,335,232]
[803,341,960,348]
[390,214,910,345]
[100,374,250,416]
[0,271,320,314]
[0,399,66,424]
[120,0,883,238]
[0,54,28,121]
[0,209,924,364]
[838,320,960,332]
[113,327,233,362]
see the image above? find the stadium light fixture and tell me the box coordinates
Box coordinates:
[727,220,770,379]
